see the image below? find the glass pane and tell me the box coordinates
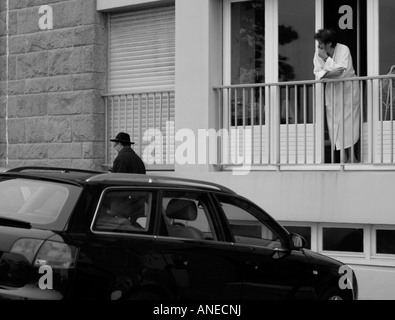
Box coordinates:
[161,191,217,241]
[376,230,395,254]
[231,1,265,85]
[94,190,152,233]
[284,226,311,249]
[379,0,395,121]
[0,178,78,226]
[379,0,395,75]
[278,0,315,81]
[279,0,315,125]
[217,195,283,249]
[323,227,364,252]
[230,1,265,127]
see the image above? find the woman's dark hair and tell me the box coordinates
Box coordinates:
[314,29,338,48]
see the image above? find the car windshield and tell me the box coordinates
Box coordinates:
[0,178,82,228]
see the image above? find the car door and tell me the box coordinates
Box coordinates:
[155,190,243,300]
[213,194,316,300]
[71,187,173,300]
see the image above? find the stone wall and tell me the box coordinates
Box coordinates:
[0,1,7,168]
[0,0,108,170]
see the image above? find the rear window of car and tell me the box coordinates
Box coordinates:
[0,178,82,229]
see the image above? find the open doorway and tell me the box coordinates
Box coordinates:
[323,0,367,77]
[323,0,366,163]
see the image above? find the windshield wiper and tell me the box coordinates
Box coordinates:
[0,217,31,229]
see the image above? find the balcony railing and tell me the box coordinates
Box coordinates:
[103,89,175,171]
[214,74,395,170]
[103,75,395,172]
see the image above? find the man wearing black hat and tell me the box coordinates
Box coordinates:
[110,132,146,174]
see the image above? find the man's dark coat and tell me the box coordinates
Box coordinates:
[112,146,146,174]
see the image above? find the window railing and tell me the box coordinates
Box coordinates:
[103,89,175,171]
[103,75,395,172]
[214,74,395,169]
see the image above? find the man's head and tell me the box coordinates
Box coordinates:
[110,132,134,152]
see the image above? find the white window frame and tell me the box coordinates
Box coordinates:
[280,221,318,252]
[283,222,395,267]
[318,223,369,259]
[223,0,325,165]
[371,225,395,259]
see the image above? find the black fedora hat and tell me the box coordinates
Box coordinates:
[110,132,135,145]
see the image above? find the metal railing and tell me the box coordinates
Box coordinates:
[103,89,175,171]
[103,75,395,171]
[214,74,395,169]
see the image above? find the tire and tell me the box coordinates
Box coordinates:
[319,287,352,300]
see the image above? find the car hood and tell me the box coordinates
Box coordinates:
[0,226,56,252]
[301,248,344,267]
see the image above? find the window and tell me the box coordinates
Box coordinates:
[109,4,175,94]
[93,190,153,233]
[282,222,395,261]
[0,178,77,226]
[231,1,265,85]
[379,0,395,121]
[160,191,217,241]
[279,0,315,82]
[322,227,364,253]
[229,0,266,127]
[283,226,311,249]
[216,195,283,249]
[278,0,315,125]
[379,0,395,75]
[376,229,395,255]
[107,4,176,168]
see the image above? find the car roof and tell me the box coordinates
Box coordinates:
[0,166,236,194]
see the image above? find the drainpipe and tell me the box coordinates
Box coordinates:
[5,0,9,167]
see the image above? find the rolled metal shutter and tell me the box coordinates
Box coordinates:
[108,4,175,168]
[109,4,175,93]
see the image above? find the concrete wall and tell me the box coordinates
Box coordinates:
[1,0,108,170]
[154,170,395,225]
[175,0,222,174]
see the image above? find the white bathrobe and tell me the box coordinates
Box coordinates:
[314,43,360,151]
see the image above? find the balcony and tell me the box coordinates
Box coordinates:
[103,74,395,172]
[214,74,395,171]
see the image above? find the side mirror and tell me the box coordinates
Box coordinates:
[291,233,307,249]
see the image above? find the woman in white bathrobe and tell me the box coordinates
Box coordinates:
[313,29,360,163]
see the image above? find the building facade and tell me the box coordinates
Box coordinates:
[1,0,395,299]
[0,0,107,170]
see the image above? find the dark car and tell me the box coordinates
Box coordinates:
[0,167,358,300]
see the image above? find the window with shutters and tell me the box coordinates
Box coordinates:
[106,4,175,170]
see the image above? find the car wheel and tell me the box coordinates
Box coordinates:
[320,287,352,300]
[125,290,161,300]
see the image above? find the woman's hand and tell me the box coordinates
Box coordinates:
[318,49,329,61]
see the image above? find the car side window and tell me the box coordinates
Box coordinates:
[216,195,284,249]
[160,191,217,241]
[92,190,152,233]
